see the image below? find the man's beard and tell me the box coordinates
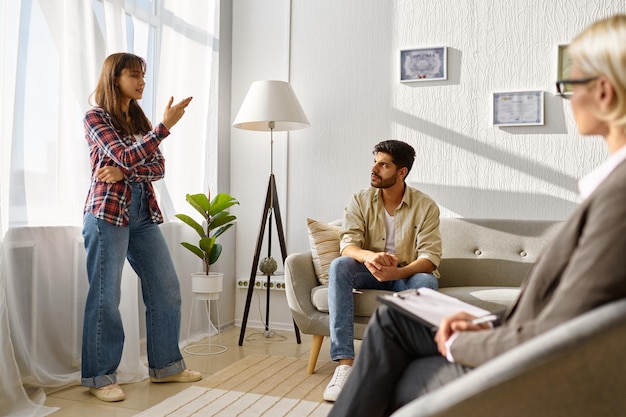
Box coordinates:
[371,172,397,188]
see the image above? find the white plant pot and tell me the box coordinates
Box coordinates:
[191,272,223,301]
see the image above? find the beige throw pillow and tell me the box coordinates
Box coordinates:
[306,218,341,285]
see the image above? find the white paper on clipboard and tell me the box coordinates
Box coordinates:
[378,288,491,329]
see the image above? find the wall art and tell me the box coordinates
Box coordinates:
[400,47,447,82]
[493,91,544,127]
[557,44,574,96]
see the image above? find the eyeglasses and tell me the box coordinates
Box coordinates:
[555,77,598,99]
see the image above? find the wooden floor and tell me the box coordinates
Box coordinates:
[43,327,334,417]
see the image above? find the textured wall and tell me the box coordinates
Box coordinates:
[231,1,626,300]
[282,0,625,255]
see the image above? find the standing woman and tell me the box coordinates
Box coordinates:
[81,53,200,402]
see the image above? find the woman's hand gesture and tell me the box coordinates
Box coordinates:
[162,96,193,130]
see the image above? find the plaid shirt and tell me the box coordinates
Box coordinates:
[83,107,169,227]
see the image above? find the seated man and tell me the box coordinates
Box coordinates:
[328,14,626,417]
[324,139,442,401]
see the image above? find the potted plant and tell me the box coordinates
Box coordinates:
[176,191,239,298]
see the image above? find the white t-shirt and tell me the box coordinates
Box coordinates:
[384,209,395,254]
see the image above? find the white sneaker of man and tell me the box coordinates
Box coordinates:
[323,364,352,402]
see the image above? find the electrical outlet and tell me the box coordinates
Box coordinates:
[237,277,286,291]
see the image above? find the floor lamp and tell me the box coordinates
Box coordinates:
[233,80,310,346]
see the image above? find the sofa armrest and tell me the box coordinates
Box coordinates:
[285,251,331,336]
[392,298,626,417]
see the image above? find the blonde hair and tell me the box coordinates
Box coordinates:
[91,53,152,135]
[568,15,626,129]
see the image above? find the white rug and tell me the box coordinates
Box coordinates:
[133,386,332,417]
[134,355,335,417]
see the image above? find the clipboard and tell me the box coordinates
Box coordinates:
[377,288,491,330]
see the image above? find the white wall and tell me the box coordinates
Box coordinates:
[230,0,626,328]
[230,0,293,330]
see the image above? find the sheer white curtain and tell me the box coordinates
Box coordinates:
[0,0,219,413]
[0,199,56,417]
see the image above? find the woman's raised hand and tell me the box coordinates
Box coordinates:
[162,96,193,130]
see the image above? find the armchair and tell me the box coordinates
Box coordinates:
[391,298,626,416]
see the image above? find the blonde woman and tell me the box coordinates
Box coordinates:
[329,14,626,417]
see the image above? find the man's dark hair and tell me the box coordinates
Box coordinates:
[373,140,416,175]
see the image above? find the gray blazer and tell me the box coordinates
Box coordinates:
[452,159,626,367]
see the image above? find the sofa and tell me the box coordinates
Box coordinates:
[285,218,563,374]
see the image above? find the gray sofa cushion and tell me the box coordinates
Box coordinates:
[312,285,519,316]
[439,286,520,312]
[311,285,392,317]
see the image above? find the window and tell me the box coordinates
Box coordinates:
[1,0,220,229]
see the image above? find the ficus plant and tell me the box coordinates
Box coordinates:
[175,192,239,274]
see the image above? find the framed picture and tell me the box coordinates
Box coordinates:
[400,47,447,82]
[557,44,573,96]
[493,91,544,127]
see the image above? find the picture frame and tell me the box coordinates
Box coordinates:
[493,91,544,127]
[400,47,447,82]
[557,44,573,96]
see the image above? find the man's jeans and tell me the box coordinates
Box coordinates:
[81,183,186,388]
[328,256,438,361]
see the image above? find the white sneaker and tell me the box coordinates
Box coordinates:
[323,364,352,402]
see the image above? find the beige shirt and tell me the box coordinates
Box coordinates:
[339,186,442,277]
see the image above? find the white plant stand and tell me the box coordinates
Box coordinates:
[184,273,226,355]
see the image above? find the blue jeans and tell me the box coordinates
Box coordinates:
[328,256,438,361]
[81,183,186,388]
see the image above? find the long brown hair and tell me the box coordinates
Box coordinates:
[92,53,152,135]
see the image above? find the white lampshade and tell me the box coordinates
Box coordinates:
[233,80,310,132]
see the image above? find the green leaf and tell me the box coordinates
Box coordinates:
[199,236,216,253]
[186,193,210,219]
[209,193,239,216]
[208,243,222,265]
[180,242,204,260]
[175,214,206,238]
[208,212,236,231]
[211,223,234,239]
